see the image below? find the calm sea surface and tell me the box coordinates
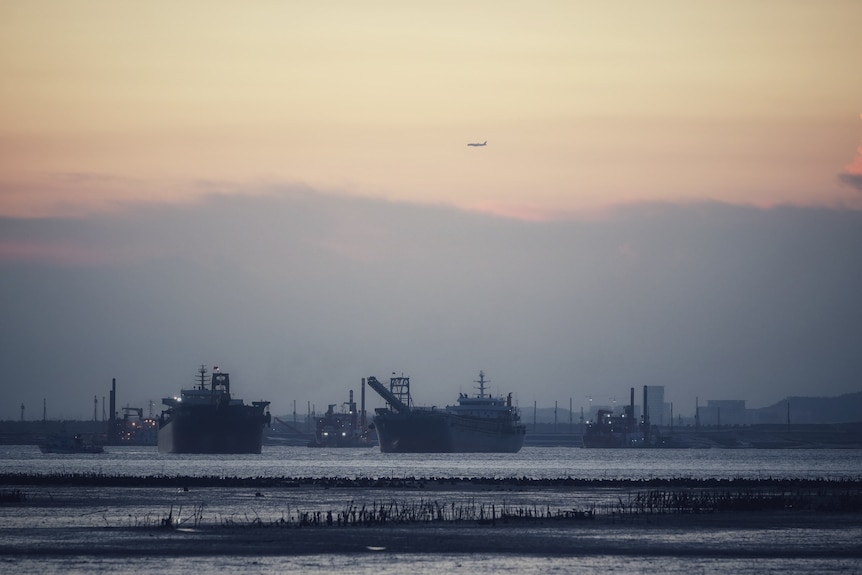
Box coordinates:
[2,445,861,574]
[3,444,861,480]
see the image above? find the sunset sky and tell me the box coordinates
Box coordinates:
[2,0,861,219]
[1,1,861,420]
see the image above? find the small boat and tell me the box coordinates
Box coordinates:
[308,389,374,448]
[582,408,645,447]
[39,433,104,454]
[583,387,648,448]
[117,406,158,446]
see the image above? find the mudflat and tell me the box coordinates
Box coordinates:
[3,512,861,558]
[2,476,861,559]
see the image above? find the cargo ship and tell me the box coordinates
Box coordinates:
[367,371,526,453]
[158,365,271,454]
[117,406,158,446]
[308,388,374,448]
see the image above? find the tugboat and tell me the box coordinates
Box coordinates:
[39,433,104,454]
[158,365,271,454]
[368,371,526,453]
[308,389,374,448]
[582,387,648,448]
[118,406,158,445]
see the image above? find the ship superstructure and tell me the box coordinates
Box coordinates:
[158,365,271,454]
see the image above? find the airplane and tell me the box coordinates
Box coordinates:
[467,141,487,147]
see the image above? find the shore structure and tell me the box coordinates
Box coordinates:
[367,371,526,453]
[158,365,271,454]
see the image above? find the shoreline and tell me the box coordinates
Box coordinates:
[3,473,862,488]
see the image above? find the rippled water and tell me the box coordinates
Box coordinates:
[4,444,861,480]
[2,445,860,574]
[4,554,862,575]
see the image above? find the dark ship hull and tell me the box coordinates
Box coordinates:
[373,410,525,453]
[582,430,642,448]
[367,372,526,454]
[39,434,104,454]
[308,435,375,448]
[158,366,270,454]
[159,406,270,454]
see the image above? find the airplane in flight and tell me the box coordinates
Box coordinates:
[467,141,487,147]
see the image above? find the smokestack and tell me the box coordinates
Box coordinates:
[361,378,366,431]
[110,378,116,425]
[643,385,650,444]
[695,396,700,429]
[643,386,648,420]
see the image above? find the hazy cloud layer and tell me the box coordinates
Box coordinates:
[2,191,861,420]
[840,172,862,192]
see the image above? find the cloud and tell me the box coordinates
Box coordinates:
[1,191,861,421]
[0,241,114,266]
[49,171,142,185]
[840,143,862,191]
[839,172,862,192]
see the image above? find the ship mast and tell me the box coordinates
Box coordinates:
[196,365,208,390]
[474,371,488,398]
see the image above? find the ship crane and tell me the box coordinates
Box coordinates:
[366,376,411,413]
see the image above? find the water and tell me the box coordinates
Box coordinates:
[4,554,862,575]
[5,444,861,480]
[2,445,861,574]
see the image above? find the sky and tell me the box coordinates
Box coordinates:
[1,1,861,421]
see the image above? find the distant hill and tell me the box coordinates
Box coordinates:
[523,390,862,426]
[753,391,862,424]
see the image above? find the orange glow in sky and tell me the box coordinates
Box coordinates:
[2,0,861,219]
[847,145,862,174]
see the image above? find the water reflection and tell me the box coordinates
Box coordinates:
[2,446,861,575]
[4,445,861,480]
